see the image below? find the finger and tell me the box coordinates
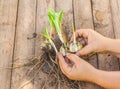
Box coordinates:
[58,57,66,74]
[57,53,70,73]
[76,44,94,56]
[58,60,73,80]
[70,30,82,42]
[70,29,88,42]
[57,53,66,73]
[57,53,74,79]
[66,53,79,64]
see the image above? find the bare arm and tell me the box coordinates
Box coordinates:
[58,29,120,89]
[58,53,120,89]
[89,69,120,89]
[71,29,120,57]
[106,38,120,57]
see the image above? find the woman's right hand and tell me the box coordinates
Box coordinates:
[71,29,109,56]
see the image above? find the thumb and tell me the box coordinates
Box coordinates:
[57,52,68,72]
[66,53,80,64]
[76,44,94,56]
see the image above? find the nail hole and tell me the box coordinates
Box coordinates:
[27,33,37,39]
[108,54,110,57]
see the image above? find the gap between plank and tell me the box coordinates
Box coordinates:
[109,0,120,70]
[10,0,19,89]
[90,0,99,69]
[33,0,38,88]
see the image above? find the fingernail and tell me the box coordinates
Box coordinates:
[57,52,59,55]
[76,52,80,56]
[57,52,61,56]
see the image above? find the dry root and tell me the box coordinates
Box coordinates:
[3,36,96,89]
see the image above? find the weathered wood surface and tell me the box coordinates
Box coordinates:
[92,0,119,71]
[55,0,73,39]
[11,0,36,89]
[110,0,120,67]
[110,0,120,39]
[0,0,18,89]
[74,0,102,89]
[34,0,55,89]
[0,0,120,89]
[55,0,74,89]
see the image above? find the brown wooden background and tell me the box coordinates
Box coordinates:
[0,0,120,89]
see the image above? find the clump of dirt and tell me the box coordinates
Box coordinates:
[37,35,81,89]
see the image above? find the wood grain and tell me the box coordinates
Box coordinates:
[55,0,73,88]
[73,0,103,89]
[34,0,55,89]
[110,0,120,39]
[0,0,120,89]
[92,0,119,71]
[0,0,18,89]
[55,0,73,40]
[110,0,120,69]
[11,0,36,89]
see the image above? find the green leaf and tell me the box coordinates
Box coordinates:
[41,34,48,39]
[48,9,56,20]
[41,27,50,39]
[48,14,55,29]
[41,27,58,53]
[58,10,63,24]
[47,9,65,45]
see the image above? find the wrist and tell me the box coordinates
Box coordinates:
[83,67,98,82]
[84,68,103,86]
[104,38,120,53]
[102,37,114,52]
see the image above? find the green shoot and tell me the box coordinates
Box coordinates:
[48,9,55,29]
[41,27,58,53]
[48,9,55,37]
[72,23,76,44]
[48,9,65,46]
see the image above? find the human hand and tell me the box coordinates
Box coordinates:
[57,53,96,81]
[71,29,108,56]
[58,53,120,89]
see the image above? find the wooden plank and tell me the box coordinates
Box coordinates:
[0,0,18,89]
[11,0,36,89]
[92,0,119,71]
[35,0,55,56]
[110,0,120,68]
[110,0,120,38]
[55,0,73,39]
[74,0,97,67]
[73,0,103,89]
[34,0,55,89]
[55,0,73,89]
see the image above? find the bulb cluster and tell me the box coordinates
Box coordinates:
[41,9,86,56]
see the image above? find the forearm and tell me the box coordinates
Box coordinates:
[105,38,120,54]
[87,69,120,89]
